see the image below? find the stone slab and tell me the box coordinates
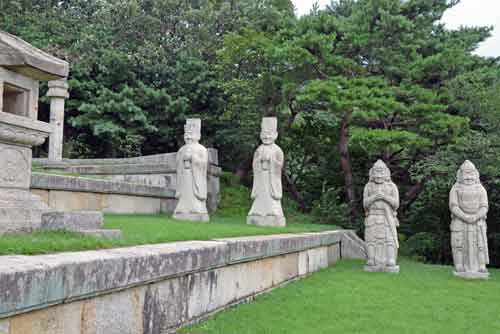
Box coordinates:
[31,173,175,198]
[364,265,400,273]
[173,212,210,222]
[41,211,103,231]
[0,241,228,318]
[217,231,342,264]
[0,30,69,80]
[453,271,489,280]
[247,215,286,227]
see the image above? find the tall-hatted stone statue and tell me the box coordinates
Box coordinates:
[173,119,210,222]
[363,160,400,273]
[247,117,286,227]
[449,160,489,279]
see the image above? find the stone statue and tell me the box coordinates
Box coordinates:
[247,117,286,227]
[363,160,400,273]
[173,119,209,222]
[449,160,489,279]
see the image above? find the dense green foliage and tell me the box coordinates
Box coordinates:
[183,259,500,334]
[2,0,500,265]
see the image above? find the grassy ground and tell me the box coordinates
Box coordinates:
[0,214,335,256]
[183,259,500,334]
[0,172,334,256]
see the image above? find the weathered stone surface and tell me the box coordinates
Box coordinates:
[341,230,368,260]
[104,194,162,214]
[9,301,82,334]
[363,160,400,273]
[0,319,9,334]
[41,211,103,231]
[173,119,210,222]
[31,173,175,198]
[47,79,69,162]
[87,287,145,334]
[143,277,188,332]
[450,160,490,279]
[217,231,342,263]
[0,30,69,80]
[247,117,286,227]
[0,230,365,328]
[0,241,228,318]
[0,188,48,234]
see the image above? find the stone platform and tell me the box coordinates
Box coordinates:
[0,230,367,333]
[41,211,122,239]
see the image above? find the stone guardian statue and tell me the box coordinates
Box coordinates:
[247,117,286,227]
[173,119,210,222]
[363,160,400,273]
[449,160,489,279]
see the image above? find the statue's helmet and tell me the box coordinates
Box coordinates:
[369,159,391,182]
[184,118,202,142]
[457,160,480,184]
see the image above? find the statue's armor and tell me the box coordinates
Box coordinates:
[363,173,399,270]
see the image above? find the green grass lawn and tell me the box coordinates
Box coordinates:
[183,259,500,334]
[0,213,336,256]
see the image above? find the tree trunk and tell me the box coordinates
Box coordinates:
[338,108,358,226]
[283,172,307,212]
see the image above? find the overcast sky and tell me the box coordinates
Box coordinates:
[292,0,500,57]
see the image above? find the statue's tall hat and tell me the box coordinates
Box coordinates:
[261,117,278,132]
[369,159,391,180]
[185,118,202,138]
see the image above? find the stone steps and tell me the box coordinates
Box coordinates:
[41,211,121,239]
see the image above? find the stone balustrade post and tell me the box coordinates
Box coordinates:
[46,79,69,161]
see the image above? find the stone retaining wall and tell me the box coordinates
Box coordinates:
[31,173,177,214]
[0,230,366,334]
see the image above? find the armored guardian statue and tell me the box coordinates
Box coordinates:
[363,160,400,273]
[173,119,210,222]
[449,160,489,279]
[247,117,286,227]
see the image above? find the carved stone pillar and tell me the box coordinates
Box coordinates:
[47,79,69,161]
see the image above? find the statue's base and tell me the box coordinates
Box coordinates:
[173,212,210,222]
[364,264,400,273]
[247,215,286,227]
[453,271,489,280]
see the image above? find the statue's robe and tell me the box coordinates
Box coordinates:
[449,183,489,272]
[174,143,208,215]
[363,181,399,266]
[248,143,284,218]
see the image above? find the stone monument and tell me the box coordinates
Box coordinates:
[0,30,69,234]
[247,117,286,227]
[363,160,400,273]
[173,118,210,222]
[449,160,489,279]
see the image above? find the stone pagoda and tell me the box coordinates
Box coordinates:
[0,30,69,234]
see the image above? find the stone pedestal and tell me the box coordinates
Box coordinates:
[0,112,52,234]
[247,215,286,227]
[364,265,400,273]
[47,79,69,161]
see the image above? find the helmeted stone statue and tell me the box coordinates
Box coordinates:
[449,160,489,279]
[173,119,210,222]
[363,160,400,273]
[247,117,286,227]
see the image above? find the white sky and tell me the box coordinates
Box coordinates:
[292,0,500,57]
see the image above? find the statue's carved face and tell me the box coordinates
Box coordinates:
[369,160,391,184]
[184,126,200,144]
[261,130,277,145]
[460,168,479,185]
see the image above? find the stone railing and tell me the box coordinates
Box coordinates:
[33,149,221,213]
[0,230,366,334]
